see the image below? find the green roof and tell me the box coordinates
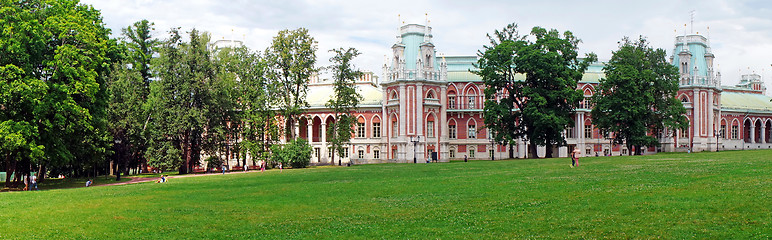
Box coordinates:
[721,92,772,113]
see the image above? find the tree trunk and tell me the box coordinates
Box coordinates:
[5,152,15,188]
[528,141,538,159]
[545,142,554,158]
[508,144,514,159]
[37,163,46,183]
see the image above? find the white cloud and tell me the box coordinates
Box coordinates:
[83,0,772,95]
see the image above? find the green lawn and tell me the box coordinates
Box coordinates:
[2,150,771,239]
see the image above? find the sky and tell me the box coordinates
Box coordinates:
[82,0,772,94]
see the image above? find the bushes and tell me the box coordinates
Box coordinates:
[270,139,312,168]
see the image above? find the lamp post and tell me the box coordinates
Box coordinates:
[714,129,719,152]
[490,137,495,161]
[410,136,420,163]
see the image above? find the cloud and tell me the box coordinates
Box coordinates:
[82,0,772,94]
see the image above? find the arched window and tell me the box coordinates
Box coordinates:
[426,90,435,99]
[448,90,457,109]
[356,116,366,138]
[427,114,435,138]
[448,119,457,139]
[372,116,381,138]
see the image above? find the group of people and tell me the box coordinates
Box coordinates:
[22,174,38,191]
[571,148,581,168]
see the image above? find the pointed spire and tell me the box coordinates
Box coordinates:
[396,14,402,43]
[424,13,431,43]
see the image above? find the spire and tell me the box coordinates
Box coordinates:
[424,13,431,43]
[396,14,402,43]
[706,26,712,53]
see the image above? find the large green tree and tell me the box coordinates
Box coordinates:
[146,28,216,174]
[106,20,158,180]
[591,37,688,155]
[325,48,363,165]
[0,0,119,184]
[265,28,317,140]
[217,46,279,168]
[476,23,596,158]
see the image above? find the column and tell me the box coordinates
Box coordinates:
[417,83,424,136]
[321,123,328,163]
[761,126,766,144]
[692,89,700,139]
[750,124,756,144]
[399,83,407,138]
[307,122,313,143]
[439,85,448,161]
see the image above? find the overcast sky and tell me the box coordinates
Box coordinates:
[82,0,772,94]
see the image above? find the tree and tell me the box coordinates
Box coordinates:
[476,23,596,158]
[325,48,363,165]
[106,20,158,180]
[146,28,215,174]
[0,0,119,184]
[216,46,279,168]
[265,28,317,140]
[591,37,688,155]
[122,19,158,86]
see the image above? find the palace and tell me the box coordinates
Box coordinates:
[225,22,772,166]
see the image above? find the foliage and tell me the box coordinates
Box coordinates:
[270,139,312,168]
[475,23,596,158]
[0,0,120,181]
[591,37,688,155]
[106,19,158,180]
[325,48,363,165]
[216,46,278,167]
[265,28,317,139]
[146,28,217,174]
[204,156,222,170]
[3,150,772,238]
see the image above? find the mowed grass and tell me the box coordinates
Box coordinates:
[2,150,771,239]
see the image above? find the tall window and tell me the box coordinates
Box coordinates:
[392,120,398,138]
[358,150,364,159]
[489,149,494,159]
[315,148,320,160]
[427,121,434,138]
[341,147,349,158]
[584,125,593,139]
[373,122,381,138]
[467,96,475,109]
[391,149,397,159]
[566,126,575,138]
[468,124,477,139]
[449,124,456,139]
[357,122,365,138]
[720,124,726,139]
[449,149,455,158]
[731,125,739,139]
[448,96,456,109]
[469,149,475,158]
[373,150,380,159]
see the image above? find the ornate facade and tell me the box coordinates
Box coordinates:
[222,22,772,167]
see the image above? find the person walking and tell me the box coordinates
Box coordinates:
[221,163,226,175]
[260,160,265,173]
[23,174,29,191]
[571,148,581,168]
[278,162,283,173]
[31,174,38,190]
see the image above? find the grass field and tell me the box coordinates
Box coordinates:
[2,150,771,239]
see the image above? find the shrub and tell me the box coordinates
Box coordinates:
[270,139,312,168]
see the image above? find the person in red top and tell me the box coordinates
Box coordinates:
[571,148,581,168]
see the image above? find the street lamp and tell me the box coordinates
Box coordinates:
[714,129,719,152]
[490,137,495,161]
[410,136,420,163]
